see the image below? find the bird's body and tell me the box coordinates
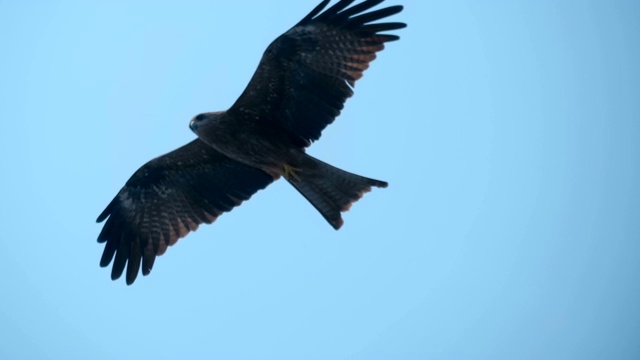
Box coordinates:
[191,110,298,178]
[97,0,406,284]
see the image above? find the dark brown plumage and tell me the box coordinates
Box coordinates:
[97,140,274,284]
[97,0,405,284]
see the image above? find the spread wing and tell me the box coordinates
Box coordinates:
[96,139,275,285]
[228,0,405,147]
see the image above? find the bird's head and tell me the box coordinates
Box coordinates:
[189,111,223,135]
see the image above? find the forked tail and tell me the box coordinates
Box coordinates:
[286,153,387,229]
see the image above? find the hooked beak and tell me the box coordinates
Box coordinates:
[189,118,198,133]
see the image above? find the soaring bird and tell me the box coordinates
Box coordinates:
[97,0,405,285]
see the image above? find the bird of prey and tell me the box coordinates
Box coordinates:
[97,0,405,285]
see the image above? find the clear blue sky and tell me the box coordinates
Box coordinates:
[1,1,639,359]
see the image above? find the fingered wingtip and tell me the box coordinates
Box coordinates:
[331,217,345,230]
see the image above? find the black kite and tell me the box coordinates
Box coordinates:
[97,0,406,284]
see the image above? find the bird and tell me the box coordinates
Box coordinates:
[96,0,406,285]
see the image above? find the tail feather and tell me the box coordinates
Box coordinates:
[286,153,387,229]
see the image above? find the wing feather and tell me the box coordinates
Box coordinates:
[228,0,406,147]
[96,139,274,284]
[315,0,357,21]
[296,0,332,25]
[346,5,403,27]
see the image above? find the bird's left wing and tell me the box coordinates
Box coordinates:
[96,139,275,285]
[227,0,405,147]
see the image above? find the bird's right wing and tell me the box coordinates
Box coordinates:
[96,139,275,285]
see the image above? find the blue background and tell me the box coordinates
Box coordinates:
[1,1,639,359]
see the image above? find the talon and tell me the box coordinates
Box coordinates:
[283,163,302,181]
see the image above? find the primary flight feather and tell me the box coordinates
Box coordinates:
[97,0,406,285]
